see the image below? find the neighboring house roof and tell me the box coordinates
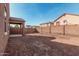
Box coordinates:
[52,13,65,23]
[40,22,49,25]
[40,22,52,25]
[65,13,79,16]
[9,17,25,22]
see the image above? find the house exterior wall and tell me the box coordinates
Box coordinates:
[54,14,79,26]
[0,3,9,55]
[65,14,79,25]
[54,15,65,26]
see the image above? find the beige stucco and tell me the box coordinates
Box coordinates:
[54,13,79,26]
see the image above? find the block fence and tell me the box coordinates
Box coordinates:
[24,28,39,34]
[36,25,79,36]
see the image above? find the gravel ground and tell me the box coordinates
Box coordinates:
[4,33,79,56]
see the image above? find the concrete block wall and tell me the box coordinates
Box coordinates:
[36,25,79,36]
[36,26,41,33]
[65,25,79,36]
[41,26,50,34]
[51,25,63,34]
[25,28,39,34]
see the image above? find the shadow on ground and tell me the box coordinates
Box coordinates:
[4,34,79,56]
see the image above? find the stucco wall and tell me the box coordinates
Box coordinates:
[54,14,79,26]
[0,3,9,55]
[65,14,79,25]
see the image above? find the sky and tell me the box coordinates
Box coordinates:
[10,3,79,26]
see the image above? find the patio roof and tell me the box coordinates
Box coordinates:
[9,17,25,24]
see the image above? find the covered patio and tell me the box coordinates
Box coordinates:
[9,17,25,36]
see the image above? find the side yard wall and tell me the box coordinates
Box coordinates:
[65,25,79,36]
[51,25,63,34]
[36,25,79,36]
[41,26,50,34]
[25,28,39,34]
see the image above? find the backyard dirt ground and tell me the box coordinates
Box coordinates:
[4,33,79,56]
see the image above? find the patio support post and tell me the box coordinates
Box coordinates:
[20,23,24,36]
[40,25,42,34]
[49,22,51,34]
[21,23,23,36]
